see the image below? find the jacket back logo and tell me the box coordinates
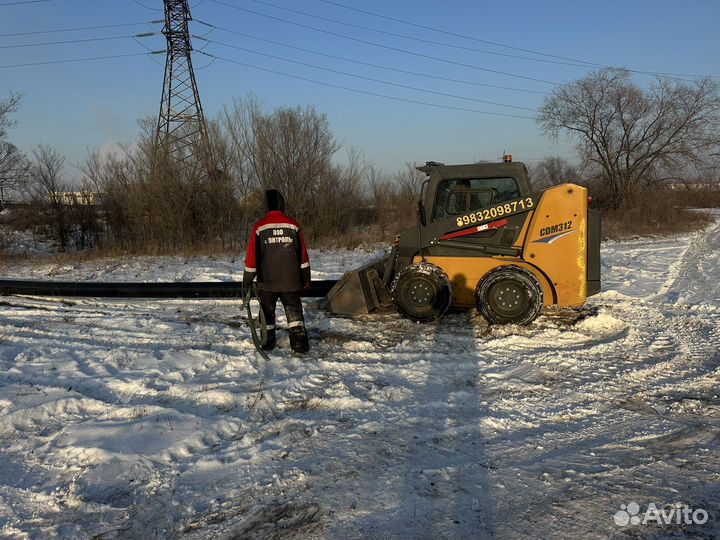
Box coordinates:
[265,228,293,244]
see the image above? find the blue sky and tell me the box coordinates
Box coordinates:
[1,0,719,181]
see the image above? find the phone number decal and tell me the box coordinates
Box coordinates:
[455,197,536,228]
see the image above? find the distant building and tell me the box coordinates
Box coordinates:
[55,191,97,205]
[667,181,720,191]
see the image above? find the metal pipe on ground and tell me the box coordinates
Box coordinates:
[0,279,337,299]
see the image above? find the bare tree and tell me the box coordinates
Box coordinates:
[0,93,21,138]
[538,69,720,208]
[223,96,353,240]
[530,156,578,189]
[394,162,426,200]
[362,162,426,240]
[224,97,339,194]
[0,142,27,205]
[80,114,248,251]
[26,145,70,249]
[0,93,25,205]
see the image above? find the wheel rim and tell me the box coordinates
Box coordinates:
[488,280,529,318]
[403,276,437,309]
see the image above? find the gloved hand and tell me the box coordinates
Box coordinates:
[301,267,311,290]
[242,271,255,307]
[242,270,255,290]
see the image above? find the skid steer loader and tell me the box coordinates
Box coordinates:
[325,157,601,325]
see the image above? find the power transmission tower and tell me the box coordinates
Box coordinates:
[155,0,211,171]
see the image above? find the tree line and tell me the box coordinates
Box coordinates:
[0,95,423,252]
[1,68,719,252]
[534,69,720,208]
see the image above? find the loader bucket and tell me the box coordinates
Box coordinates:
[324,256,393,316]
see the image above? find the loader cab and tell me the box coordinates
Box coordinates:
[388,160,536,293]
[413,161,532,246]
[416,161,532,225]
[431,177,522,221]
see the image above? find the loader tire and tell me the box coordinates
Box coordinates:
[476,266,543,325]
[391,262,452,323]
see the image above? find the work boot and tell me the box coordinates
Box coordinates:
[289,326,309,354]
[262,329,276,351]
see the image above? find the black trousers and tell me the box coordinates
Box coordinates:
[256,289,305,331]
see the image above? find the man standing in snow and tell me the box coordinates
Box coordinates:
[242,189,311,354]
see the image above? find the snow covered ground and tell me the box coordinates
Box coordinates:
[0,228,56,258]
[0,219,719,539]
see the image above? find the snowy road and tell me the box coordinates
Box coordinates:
[0,221,719,539]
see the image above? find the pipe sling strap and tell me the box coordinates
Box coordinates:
[244,283,270,361]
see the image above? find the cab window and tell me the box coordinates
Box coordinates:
[432,177,520,221]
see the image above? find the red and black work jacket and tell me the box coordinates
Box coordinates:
[244,210,311,292]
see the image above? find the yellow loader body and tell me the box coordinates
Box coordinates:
[417,184,590,308]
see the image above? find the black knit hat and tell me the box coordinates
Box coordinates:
[264,189,285,212]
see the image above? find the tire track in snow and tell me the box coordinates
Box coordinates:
[658,219,720,306]
[2,224,720,539]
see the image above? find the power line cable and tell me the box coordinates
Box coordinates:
[0,0,51,5]
[0,52,150,69]
[205,37,538,111]
[196,19,549,95]
[194,55,217,69]
[192,25,215,38]
[0,21,155,38]
[313,0,720,80]
[197,50,538,120]
[247,0,595,70]
[131,0,163,11]
[133,36,166,67]
[0,34,145,49]
[314,0,599,67]
[209,0,560,85]
[190,34,212,52]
